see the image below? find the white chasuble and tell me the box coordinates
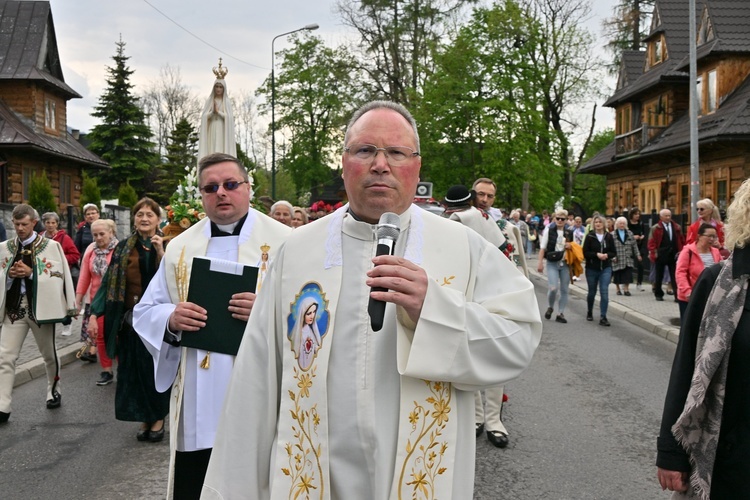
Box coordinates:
[202,204,543,500]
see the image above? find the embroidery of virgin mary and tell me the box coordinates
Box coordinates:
[287,284,328,371]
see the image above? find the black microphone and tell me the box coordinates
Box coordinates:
[368,212,401,331]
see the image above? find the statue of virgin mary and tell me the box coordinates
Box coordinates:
[198,59,237,159]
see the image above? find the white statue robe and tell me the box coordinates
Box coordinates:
[133,210,291,495]
[202,205,543,500]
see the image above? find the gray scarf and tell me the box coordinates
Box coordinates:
[671,252,749,499]
[92,238,118,276]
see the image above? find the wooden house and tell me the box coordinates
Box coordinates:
[581,0,750,220]
[0,1,107,210]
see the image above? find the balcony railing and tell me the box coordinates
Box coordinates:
[615,123,668,156]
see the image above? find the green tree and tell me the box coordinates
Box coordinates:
[527,0,603,199]
[571,128,613,215]
[118,181,138,209]
[416,1,560,210]
[603,0,655,74]
[336,0,478,105]
[28,170,56,215]
[87,37,158,198]
[152,118,199,205]
[257,34,354,199]
[80,173,102,209]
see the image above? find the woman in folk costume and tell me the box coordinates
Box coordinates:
[657,178,750,498]
[290,297,322,371]
[90,198,170,442]
[198,59,236,159]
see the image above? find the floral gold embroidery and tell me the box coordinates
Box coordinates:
[398,380,452,500]
[284,365,325,500]
[175,247,188,302]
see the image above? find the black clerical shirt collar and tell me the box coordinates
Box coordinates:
[210,213,248,237]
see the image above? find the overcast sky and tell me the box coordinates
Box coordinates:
[51,0,620,134]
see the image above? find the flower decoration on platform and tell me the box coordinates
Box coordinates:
[166,165,206,229]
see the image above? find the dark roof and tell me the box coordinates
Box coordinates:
[0,1,80,99]
[581,75,750,172]
[0,99,107,167]
[617,51,646,90]
[674,1,750,69]
[604,0,698,106]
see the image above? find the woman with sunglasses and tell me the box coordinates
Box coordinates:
[537,209,574,323]
[686,198,725,248]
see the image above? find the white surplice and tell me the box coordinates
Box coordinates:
[202,205,543,500]
[133,210,291,496]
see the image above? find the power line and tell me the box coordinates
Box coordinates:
[142,0,268,70]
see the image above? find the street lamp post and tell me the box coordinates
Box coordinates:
[271,23,319,200]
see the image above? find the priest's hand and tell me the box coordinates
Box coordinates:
[656,467,689,492]
[229,292,256,322]
[169,302,207,332]
[367,255,428,324]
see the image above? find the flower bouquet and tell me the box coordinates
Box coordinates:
[164,165,206,237]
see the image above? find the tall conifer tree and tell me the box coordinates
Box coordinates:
[87,37,157,198]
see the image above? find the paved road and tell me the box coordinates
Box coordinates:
[2,277,675,499]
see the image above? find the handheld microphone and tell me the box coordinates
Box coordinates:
[368,212,401,331]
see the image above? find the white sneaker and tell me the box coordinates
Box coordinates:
[61,324,72,337]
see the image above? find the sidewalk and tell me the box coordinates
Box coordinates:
[526,253,681,344]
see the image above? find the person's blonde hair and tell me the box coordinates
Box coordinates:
[696,198,721,221]
[725,179,750,250]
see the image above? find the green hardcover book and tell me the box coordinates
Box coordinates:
[181,256,259,355]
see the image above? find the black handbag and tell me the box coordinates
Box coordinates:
[546,250,564,262]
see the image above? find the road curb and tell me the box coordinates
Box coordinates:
[529,268,680,344]
[13,343,83,388]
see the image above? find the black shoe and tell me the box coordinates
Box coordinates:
[616,290,622,295]
[0,411,9,423]
[487,430,509,448]
[599,317,611,327]
[475,423,484,437]
[96,372,114,386]
[46,391,62,409]
[136,428,150,441]
[148,424,165,443]
[544,307,553,319]
[555,314,567,323]
[586,311,593,321]
[655,296,664,302]
[624,291,631,296]
[79,352,97,363]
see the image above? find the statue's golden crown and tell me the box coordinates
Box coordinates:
[212,58,228,80]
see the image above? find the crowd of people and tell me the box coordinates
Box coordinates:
[0,99,745,499]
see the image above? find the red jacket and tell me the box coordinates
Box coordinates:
[647,221,685,262]
[675,242,721,302]
[50,230,81,267]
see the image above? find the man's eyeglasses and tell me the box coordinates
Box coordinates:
[702,234,717,239]
[199,181,249,194]
[344,143,420,165]
[555,217,566,221]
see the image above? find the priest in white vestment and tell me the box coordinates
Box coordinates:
[133,153,291,499]
[202,102,542,500]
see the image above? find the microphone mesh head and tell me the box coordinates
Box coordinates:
[377,212,401,240]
